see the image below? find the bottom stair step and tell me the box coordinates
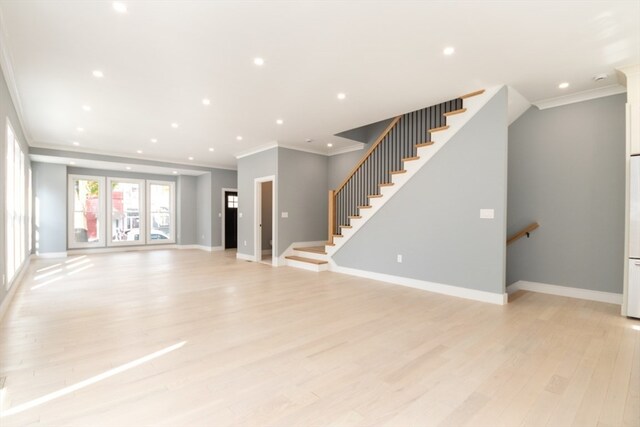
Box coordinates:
[285,256,328,265]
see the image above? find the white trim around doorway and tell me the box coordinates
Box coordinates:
[254,176,276,266]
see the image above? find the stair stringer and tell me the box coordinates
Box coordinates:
[326,85,504,257]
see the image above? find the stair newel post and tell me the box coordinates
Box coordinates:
[328,190,336,243]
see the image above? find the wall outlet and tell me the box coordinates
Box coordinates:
[397,254,403,263]
[281,212,288,218]
[480,209,495,219]
[244,240,247,246]
[239,212,243,218]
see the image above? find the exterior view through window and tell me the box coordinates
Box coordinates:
[72,178,102,246]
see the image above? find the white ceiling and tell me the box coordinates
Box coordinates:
[1,1,638,169]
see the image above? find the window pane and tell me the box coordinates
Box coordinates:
[72,179,101,243]
[149,183,172,240]
[111,181,141,242]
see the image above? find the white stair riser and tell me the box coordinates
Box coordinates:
[292,250,329,261]
[286,259,329,272]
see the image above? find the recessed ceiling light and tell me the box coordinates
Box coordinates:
[171,123,179,128]
[70,161,76,165]
[72,141,80,146]
[327,143,333,147]
[150,138,157,143]
[136,150,143,154]
[276,119,284,125]
[92,70,104,78]
[337,93,346,100]
[82,105,91,112]
[443,46,455,56]
[125,166,131,170]
[202,98,211,106]
[188,156,194,161]
[112,2,127,13]
[76,127,84,132]
[558,82,570,89]
[172,171,178,174]
[208,147,214,152]
[236,136,243,141]
[253,57,265,66]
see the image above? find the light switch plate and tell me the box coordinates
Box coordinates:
[238,212,243,218]
[218,213,221,217]
[397,254,403,263]
[281,212,288,218]
[480,209,495,219]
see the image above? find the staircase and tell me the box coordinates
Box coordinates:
[285,87,499,271]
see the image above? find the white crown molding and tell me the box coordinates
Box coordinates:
[0,7,31,145]
[617,64,640,78]
[235,141,364,160]
[29,141,237,171]
[532,84,627,110]
[235,143,279,159]
[508,280,622,305]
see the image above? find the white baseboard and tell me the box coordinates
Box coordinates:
[330,263,507,305]
[68,244,178,255]
[32,251,68,259]
[508,280,623,305]
[236,252,257,262]
[177,245,224,252]
[0,258,30,324]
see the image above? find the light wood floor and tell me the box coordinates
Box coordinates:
[0,249,638,426]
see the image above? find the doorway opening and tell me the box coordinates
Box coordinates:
[254,176,276,266]
[223,190,238,249]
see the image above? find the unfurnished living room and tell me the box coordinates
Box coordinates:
[0,1,639,426]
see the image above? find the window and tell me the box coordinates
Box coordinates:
[147,181,175,244]
[67,176,175,248]
[68,175,106,248]
[5,119,28,287]
[107,178,144,246]
[227,195,238,208]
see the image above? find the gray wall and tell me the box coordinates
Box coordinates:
[507,94,626,293]
[277,148,328,254]
[1,63,30,307]
[197,173,212,247]
[32,163,67,254]
[261,181,273,250]
[333,87,508,295]
[177,175,198,245]
[237,148,277,257]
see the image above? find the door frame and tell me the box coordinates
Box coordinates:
[221,187,238,250]
[254,176,276,266]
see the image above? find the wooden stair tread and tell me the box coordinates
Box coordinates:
[368,194,383,198]
[333,234,344,238]
[340,225,352,229]
[402,156,420,162]
[285,256,328,265]
[358,205,372,209]
[348,215,362,219]
[379,182,394,187]
[443,108,467,117]
[428,125,449,133]
[460,89,485,99]
[294,246,327,255]
[390,170,407,175]
[416,141,435,148]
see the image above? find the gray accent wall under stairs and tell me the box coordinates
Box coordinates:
[332,87,509,296]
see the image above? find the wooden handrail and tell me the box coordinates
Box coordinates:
[334,116,402,194]
[507,222,539,245]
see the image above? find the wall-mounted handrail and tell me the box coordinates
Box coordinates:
[507,222,539,245]
[335,116,402,195]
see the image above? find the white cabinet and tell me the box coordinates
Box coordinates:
[629,259,640,319]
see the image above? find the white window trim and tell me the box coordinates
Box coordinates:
[107,177,146,247]
[67,174,106,249]
[146,180,176,245]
